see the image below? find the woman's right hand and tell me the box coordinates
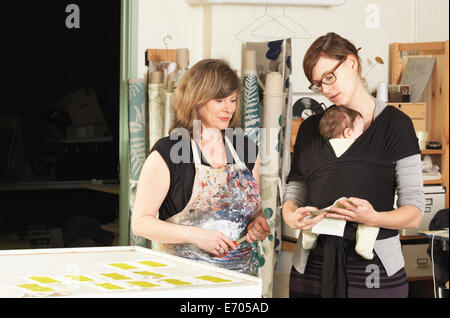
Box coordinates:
[289,206,327,230]
[190,228,237,256]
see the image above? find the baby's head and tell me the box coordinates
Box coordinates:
[319,105,364,140]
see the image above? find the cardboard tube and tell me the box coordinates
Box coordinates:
[176,48,189,70]
[264,72,283,96]
[150,71,163,84]
[243,50,256,73]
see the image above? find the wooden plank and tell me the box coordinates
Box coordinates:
[82,183,120,195]
[423,179,444,185]
[421,149,445,155]
[146,49,176,62]
[389,103,426,119]
[398,41,445,54]
[281,240,296,252]
[411,119,426,132]
[390,43,403,84]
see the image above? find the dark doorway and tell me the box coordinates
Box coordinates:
[2,0,121,249]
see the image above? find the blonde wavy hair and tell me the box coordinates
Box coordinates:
[170,59,241,136]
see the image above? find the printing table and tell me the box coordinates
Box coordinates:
[0,246,261,298]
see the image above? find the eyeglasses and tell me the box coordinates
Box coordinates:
[308,56,347,93]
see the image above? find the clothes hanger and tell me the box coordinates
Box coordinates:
[235,5,286,42]
[248,6,297,40]
[270,6,312,40]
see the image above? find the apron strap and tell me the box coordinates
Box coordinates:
[190,139,202,164]
[224,136,243,165]
[190,136,243,166]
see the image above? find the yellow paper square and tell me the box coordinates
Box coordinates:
[101,273,130,280]
[138,260,167,268]
[109,263,137,270]
[18,283,56,292]
[160,278,191,286]
[29,276,60,284]
[64,275,94,282]
[95,282,125,290]
[128,281,160,288]
[134,271,166,278]
[195,275,232,283]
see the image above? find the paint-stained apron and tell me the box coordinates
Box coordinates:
[160,137,261,275]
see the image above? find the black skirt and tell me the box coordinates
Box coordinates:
[289,237,408,298]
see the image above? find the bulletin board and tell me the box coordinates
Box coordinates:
[0,246,262,298]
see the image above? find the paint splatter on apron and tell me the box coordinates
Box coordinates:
[160,137,261,275]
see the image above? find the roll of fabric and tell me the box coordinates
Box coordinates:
[261,72,283,176]
[164,92,174,137]
[243,50,261,148]
[148,71,166,150]
[259,72,284,298]
[243,39,292,298]
[127,78,148,247]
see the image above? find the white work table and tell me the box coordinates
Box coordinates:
[0,246,261,298]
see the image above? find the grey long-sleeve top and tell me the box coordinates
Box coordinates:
[283,99,425,276]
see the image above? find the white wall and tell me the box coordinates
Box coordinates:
[137,0,449,93]
[136,0,203,78]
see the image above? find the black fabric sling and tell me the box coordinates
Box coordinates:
[289,105,420,297]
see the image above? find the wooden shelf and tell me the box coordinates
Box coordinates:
[82,183,120,195]
[281,240,296,252]
[422,149,445,155]
[391,40,449,208]
[423,178,444,185]
[407,276,433,282]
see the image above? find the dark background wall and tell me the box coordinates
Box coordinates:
[5,0,121,176]
[2,0,121,248]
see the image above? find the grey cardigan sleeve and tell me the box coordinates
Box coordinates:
[283,179,308,206]
[395,153,425,214]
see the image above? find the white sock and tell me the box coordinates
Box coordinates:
[355,224,380,260]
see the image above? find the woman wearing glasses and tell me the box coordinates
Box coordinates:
[282,32,424,298]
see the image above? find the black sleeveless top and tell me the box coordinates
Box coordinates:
[151,132,258,221]
[288,105,421,239]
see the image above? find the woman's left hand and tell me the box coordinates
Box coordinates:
[326,197,379,227]
[246,213,270,243]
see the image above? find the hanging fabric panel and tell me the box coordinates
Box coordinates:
[243,39,292,297]
[242,50,261,148]
[127,78,148,247]
[148,71,166,150]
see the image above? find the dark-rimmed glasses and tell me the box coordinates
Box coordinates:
[308,56,347,93]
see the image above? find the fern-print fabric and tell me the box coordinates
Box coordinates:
[128,79,148,247]
[243,72,261,148]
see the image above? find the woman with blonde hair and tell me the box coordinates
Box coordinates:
[132,59,269,275]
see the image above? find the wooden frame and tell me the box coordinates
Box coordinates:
[390,41,449,208]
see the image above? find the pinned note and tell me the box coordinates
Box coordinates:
[133,271,166,278]
[100,273,131,280]
[64,275,95,282]
[94,282,126,291]
[18,283,56,292]
[159,278,192,286]
[127,281,160,288]
[138,260,168,268]
[28,276,61,284]
[195,275,232,283]
[108,263,138,270]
